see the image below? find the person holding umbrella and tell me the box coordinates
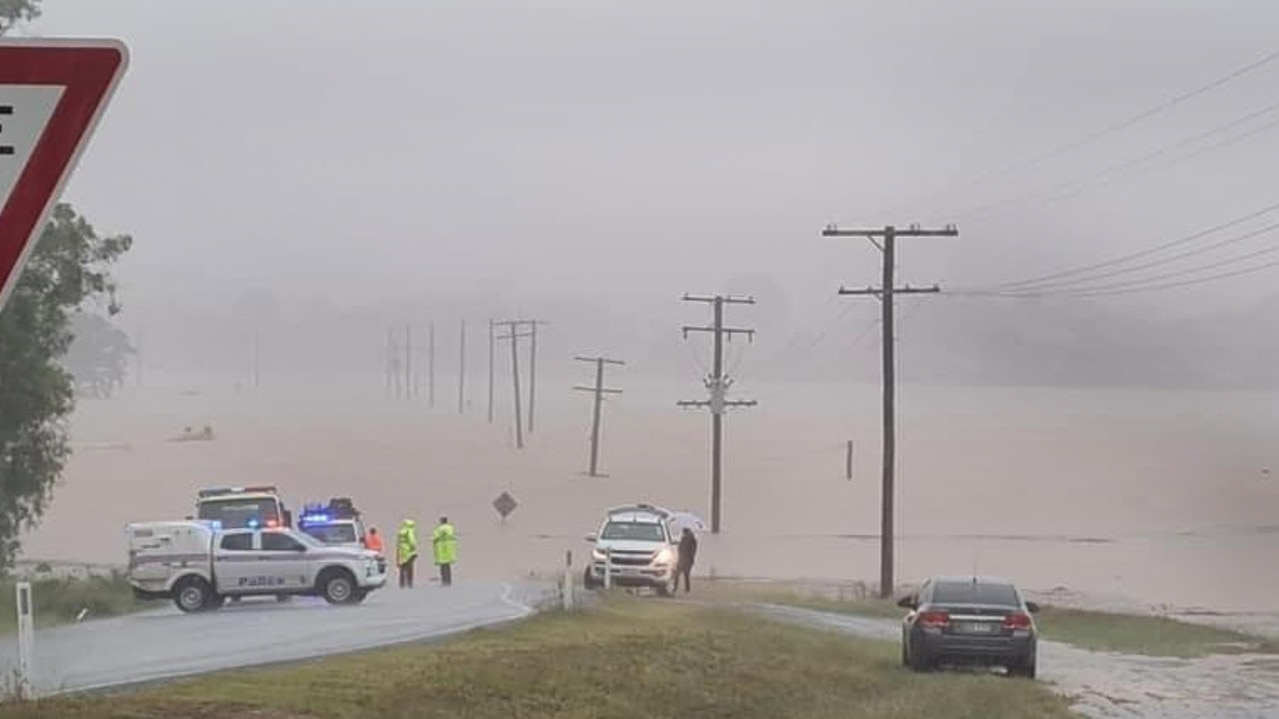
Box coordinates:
[675,526,698,593]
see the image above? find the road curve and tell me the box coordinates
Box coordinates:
[0,580,549,696]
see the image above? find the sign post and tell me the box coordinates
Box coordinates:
[15,581,34,700]
[0,38,129,314]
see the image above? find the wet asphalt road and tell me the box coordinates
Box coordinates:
[750,603,1279,719]
[0,580,548,696]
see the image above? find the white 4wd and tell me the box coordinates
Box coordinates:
[126,520,388,612]
[583,504,680,596]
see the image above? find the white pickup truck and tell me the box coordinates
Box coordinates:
[126,520,388,613]
[583,503,682,596]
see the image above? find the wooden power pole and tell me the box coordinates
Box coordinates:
[822,222,957,599]
[428,322,436,407]
[574,355,624,477]
[677,294,756,534]
[457,319,466,414]
[494,321,533,448]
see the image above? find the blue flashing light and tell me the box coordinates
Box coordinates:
[246,518,261,529]
[300,513,331,525]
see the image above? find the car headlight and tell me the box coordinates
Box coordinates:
[654,548,673,565]
[592,548,607,561]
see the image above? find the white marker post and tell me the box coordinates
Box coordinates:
[603,547,612,590]
[15,581,34,700]
[562,550,574,611]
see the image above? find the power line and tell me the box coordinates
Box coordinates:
[997,234,1279,297]
[999,221,1279,294]
[958,102,1279,222]
[885,47,1279,215]
[988,199,1279,290]
[1034,255,1279,298]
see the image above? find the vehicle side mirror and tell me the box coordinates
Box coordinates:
[896,595,917,609]
[1025,601,1040,614]
[584,534,597,543]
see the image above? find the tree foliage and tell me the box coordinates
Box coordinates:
[0,0,40,36]
[0,203,133,568]
[63,312,134,398]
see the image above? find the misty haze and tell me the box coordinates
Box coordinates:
[4,0,1279,714]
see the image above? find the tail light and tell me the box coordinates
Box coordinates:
[917,610,950,628]
[1003,612,1032,630]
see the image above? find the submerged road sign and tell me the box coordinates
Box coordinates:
[0,38,129,313]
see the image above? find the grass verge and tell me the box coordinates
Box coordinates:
[0,573,145,635]
[0,596,1075,719]
[696,579,1279,658]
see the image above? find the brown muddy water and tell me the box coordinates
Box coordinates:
[19,374,1279,614]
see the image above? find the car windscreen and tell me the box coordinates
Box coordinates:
[301,523,358,544]
[930,581,1020,607]
[197,498,280,528]
[601,521,665,541]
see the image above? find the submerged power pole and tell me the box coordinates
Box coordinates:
[677,294,756,535]
[822,222,957,599]
[574,355,624,477]
[494,321,534,448]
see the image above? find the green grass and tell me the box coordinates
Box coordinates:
[0,597,1075,719]
[0,572,145,635]
[697,579,1279,658]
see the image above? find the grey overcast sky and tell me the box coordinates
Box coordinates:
[26,0,1279,320]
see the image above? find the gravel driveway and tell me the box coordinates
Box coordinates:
[750,603,1279,719]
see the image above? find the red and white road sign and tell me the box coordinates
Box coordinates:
[0,38,128,313]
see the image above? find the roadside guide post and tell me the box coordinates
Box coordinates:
[603,547,612,590]
[563,550,574,610]
[15,582,34,700]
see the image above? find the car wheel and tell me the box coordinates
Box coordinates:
[908,639,934,673]
[350,588,369,604]
[174,578,211,613]
[1009,655,1037,680]
[320,570,357,605]
[583,567,599,590]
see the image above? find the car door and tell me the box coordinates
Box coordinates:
[260,529,311,590]
[213,530,257,593]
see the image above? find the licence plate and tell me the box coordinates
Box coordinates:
[955,621,998,634]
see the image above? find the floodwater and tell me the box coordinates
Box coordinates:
[18,372,1279,614]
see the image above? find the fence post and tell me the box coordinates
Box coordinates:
[15,581,34,700]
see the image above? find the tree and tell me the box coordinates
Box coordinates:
[0,0,40,36]
[0,203,133,569]
[63,312,135,398]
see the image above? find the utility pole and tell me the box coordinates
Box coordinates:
[573,356,624,477]
[428,322,436,407]
[458,319,466,414]
[822,222,957,599]
[526,320,550,434]
[487,319,496,423]
[405,323,413,400]
[494,321,533,448]
[677,294,757,535]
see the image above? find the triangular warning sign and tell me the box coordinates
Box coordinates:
[0,38,128,312]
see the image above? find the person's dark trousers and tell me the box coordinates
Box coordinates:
[440,562,452,586]
[399,558,415,588]
[675,564,692,593]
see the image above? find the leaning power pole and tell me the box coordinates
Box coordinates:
[677,294,756,535]
[822,222,957,599]
[574,355,624,477]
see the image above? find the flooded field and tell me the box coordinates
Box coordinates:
[19,372,1279,614]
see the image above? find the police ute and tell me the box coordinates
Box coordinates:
[297,497,366,549]
[125,519,388,612]
[583,503,682,596]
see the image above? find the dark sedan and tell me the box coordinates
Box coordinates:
[898,575,1040,678]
